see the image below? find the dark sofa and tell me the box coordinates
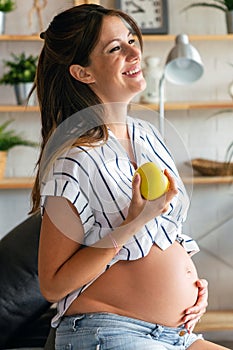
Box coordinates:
[0,213,55,349]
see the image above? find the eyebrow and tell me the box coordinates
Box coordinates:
[102,31,133,51]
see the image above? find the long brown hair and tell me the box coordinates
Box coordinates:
[30,4,143,213]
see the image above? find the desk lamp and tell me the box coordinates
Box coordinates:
[159,34,204,138]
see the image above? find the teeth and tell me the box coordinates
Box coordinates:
[125,68,140,76]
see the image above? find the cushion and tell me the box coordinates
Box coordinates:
[5,307,56,349]
[0,213,51,348]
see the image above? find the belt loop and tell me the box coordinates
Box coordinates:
[150,324,164,339]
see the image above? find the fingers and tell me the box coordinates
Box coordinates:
[184,319,198,334]
[129,169,178,223]
[183,278,209,333]
[160,170,178,213]
[131,173,142,201]
[185,297,208,316]
[185,279,208,316]
[164,169,178,196]
[183,308,205,324]
[183,305,204,333]
[183,313,203,333]
[196,279,208,295]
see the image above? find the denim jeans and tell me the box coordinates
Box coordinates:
[55,312,203,350]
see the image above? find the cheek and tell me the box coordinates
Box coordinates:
[141,77,147,90]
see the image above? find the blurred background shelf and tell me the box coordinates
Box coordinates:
[1,101,232,113]
[1,34,233,42]
[0,34,42,41]
[142,34,233,42]
[183,175,233,185]
[0,105,39,112]
[0,177,35,189]
[0,176,232,189]
[141,101,233,110]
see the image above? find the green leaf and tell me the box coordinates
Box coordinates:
[0,120,38,151]
[0,52,38,85]
[0,0,15,12]
[0,119,14,133]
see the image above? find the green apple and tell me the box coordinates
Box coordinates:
[134,162,169,200]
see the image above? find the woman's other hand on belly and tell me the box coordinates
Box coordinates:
[182,278,208,333]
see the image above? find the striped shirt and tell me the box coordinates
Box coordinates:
[41,116,199,327]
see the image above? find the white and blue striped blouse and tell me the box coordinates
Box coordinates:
[41,116,199,327]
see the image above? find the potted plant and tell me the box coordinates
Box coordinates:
[0,119,37,179]
[182,0,233,33]
[0,52,38,105]
[0,0,16,34]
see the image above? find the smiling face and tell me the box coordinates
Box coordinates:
[70,15,146,104]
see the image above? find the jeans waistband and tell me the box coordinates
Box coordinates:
[63,312,187,337]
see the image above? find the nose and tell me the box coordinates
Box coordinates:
[125,44,141,62]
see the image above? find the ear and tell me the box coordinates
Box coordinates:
[69,64,95,84]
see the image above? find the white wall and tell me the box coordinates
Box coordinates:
[0,0,232,338]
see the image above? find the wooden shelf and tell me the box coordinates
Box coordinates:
[183,176,233,185]
[0,175,232,189]
[141,101,233,111]
[1,102,231,113]
[0,105,39,112]
[142,34,233,42]
[0,177,35,189]
[0,34,41,41]
[1,34,233,42]
[194,310,233,332]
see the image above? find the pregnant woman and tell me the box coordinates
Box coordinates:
[30,4,229,350]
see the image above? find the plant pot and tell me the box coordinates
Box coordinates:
[226,10,233,34]
[0,11,5,34]
[0,151,7,179]
[14,82,35,106]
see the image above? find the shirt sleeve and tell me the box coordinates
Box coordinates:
[40,156,95,236]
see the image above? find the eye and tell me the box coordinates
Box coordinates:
[109,46,121,53]
[128,39,135,45]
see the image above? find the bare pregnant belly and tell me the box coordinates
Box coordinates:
[66,241,199,327]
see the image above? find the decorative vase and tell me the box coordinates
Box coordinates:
[0,151,7,179]
[14,82,36,106]
[140,56,163,103]
[0,11,5,35]
[226,10,233,34]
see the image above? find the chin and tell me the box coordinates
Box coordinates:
[134,81,147,95]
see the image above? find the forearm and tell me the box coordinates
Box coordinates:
[40,215,143,302]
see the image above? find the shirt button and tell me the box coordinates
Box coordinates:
[179,330,186,337]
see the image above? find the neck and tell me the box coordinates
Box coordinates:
[108,123,129,139]
[103,102,129,138]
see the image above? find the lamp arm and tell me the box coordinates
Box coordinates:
[158,73,165,139]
